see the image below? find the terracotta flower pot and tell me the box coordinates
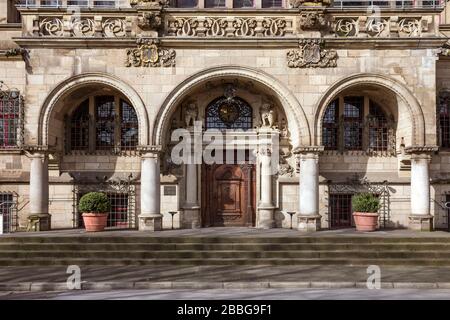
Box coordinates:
[82,212,108,232]
[353,212,379,232]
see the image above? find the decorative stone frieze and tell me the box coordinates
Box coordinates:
[137,145,163,154]
[287,40,337,68]
[293,146,325,154]
[125,38,176,67]
[34,15,132,38]
[333,16,432,38]
[167,16,291,37]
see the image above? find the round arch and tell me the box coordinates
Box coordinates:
[313,73,426,146]
[39,72,149,146]
[152,65,311,148]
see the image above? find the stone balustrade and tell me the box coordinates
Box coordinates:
[17,8,441,39]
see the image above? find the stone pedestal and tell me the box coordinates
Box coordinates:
[257,147,275,229]
[29,152,51,231]
[408,214,433,232]
[297,214,321,232]
[139,149,163,231]
[295,147,323,232]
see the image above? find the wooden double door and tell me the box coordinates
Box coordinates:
[201,163,256,227]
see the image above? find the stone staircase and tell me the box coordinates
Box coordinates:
[1,235,450,266]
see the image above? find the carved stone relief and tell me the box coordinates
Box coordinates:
[125,38,176,67]
[287,39,337,68]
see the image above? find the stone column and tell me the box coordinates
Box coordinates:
[406,146,437,231]
[257,147,275,229]
[183,163,201,228]
[139,149,163,231]
[28,150,51,231]
[295,147,323,232]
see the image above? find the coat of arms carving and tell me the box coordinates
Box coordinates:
[287,39,337,68]
[125,38,176,67]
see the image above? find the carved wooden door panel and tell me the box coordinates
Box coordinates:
[202,163,255,227]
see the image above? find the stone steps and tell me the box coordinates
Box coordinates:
[1,235,450,266]
[2,250,450,259]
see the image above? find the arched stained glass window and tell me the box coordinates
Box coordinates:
[321,96,394,153]
[69,95,139,152]
[205,96,253,131]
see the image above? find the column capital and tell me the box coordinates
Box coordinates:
[404,145,439,155]
[137,145,162,156]
[24,145,55,157]
[293,146,324,155]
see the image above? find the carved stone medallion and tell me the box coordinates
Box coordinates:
[125,38,176,67]
[287,39,337,68]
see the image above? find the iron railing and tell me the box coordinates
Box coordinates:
[0,196,18,234]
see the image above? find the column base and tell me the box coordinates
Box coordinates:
[297,214,321,232]
[26,214,51,232]
[408,214,433,231]
[138,214,163,231]
[257,207,275,229]
[182,206,201,229]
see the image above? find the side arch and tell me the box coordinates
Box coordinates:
[313,73,426,146]
[152,65,311,148]
[38,72,149,146]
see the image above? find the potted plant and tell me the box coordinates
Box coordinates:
[79,192,111,232]
[352,193,380,232]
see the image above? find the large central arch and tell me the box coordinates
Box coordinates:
[313,73,426,147]
[152,65,311,148]
[38,72,149,146]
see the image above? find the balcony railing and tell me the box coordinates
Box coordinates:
[16,0,444,8]
[16,0,124,8]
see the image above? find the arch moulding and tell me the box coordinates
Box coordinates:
[152,65,311,148]
[313,73,426,146]
[38,72,149,146]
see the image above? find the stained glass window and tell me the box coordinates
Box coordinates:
[205,96,253,131]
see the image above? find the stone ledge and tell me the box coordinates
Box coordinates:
[1,281,450,291]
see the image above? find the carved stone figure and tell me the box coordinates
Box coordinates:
[137,11,162,30]
[184,101,198,128]
[298,11,327,30]
[260,103,277,128]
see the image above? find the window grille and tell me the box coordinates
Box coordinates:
[68,95,139,153]
[95,96,115,150]
[75,181,136,230]
[205,96,253,131]
[322,99,339,150]
[120,100,138,150]
[343,97,363,150]
[262,0,283,7]
[439,93,450,148]
[70,99,89,150]
[0,88,22,149]
[321,96,395,154]
[368,101,389,152]
[329,194,353,228]
[205,0,226,7]
[0,192,18,233]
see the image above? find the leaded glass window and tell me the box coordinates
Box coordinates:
[69,95,138,152]
[439,93,450,148]
[95,96,115,149]
[205,96,253,131]
[321,96,395,153]
[70,99,89,150]
[322,99,339,150]
[368,101,389,152]
[0,89,22,149]
[343,97,363,150]
[120,100,138,149]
